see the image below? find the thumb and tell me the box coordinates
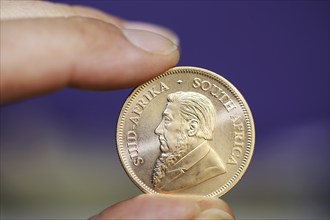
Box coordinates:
[90,194,235,220]
[1,17,179,104]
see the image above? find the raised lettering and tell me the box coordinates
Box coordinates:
[192,77,201,88]
[133,157,144,166]
[132,106,143,116]
[201,80,212,91]
[233,121,244,131]
[192,79,236,112]
[230,115,241,123]
[129,117,139,126]
[159,82,170,92]
[144,93,153,101]
[227,155,238,165]
[219,93,230,103]
[137,99,149,110]
[148,86,161,97]
[232,146,242,158]
[126,131,144,166]
[210,84,222,98]
[127,82,170,167]
[224,100,236,112]
[227,115,245,165]
[127,130,137,140]
[234,132,244,143]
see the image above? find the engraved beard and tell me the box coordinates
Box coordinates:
[152,130,189,188]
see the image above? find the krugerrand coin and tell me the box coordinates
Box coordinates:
[116,66,255,197]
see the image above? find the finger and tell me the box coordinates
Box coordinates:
[1,0,123,25]
[0,17,179,104]
[0,1,178,44]
[90,194,235,220]
[71,6,179,44]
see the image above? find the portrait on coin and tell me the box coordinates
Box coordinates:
[151,91,226,192]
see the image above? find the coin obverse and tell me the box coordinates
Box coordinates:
[117,66,255,197]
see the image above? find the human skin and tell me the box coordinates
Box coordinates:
[0,1,235,219]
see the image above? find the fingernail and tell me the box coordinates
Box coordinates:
[124,21,179,45]
[195,208,235,220]
[122,29,178,55]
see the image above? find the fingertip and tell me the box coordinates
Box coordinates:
[124,21,179,46]
[91,194,234,220]
[195,208,235,220]
[65,17,180,90]
[122,29,178,56]
[195,197,235,219]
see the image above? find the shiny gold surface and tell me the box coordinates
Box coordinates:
[117,66,255,197]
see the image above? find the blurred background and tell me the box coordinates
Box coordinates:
[1,1,329,219]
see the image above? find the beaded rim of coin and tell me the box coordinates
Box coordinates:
[116,66,255,197]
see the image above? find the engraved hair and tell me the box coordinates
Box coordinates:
[152,131,189,188]
[167,91,216,140]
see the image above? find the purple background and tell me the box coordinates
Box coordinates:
[1,1,329,219]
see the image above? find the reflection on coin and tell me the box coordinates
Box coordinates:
[116,66,255,197]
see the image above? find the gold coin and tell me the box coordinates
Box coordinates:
[117,66,255,197]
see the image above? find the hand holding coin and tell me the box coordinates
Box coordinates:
[1,1,235,219]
